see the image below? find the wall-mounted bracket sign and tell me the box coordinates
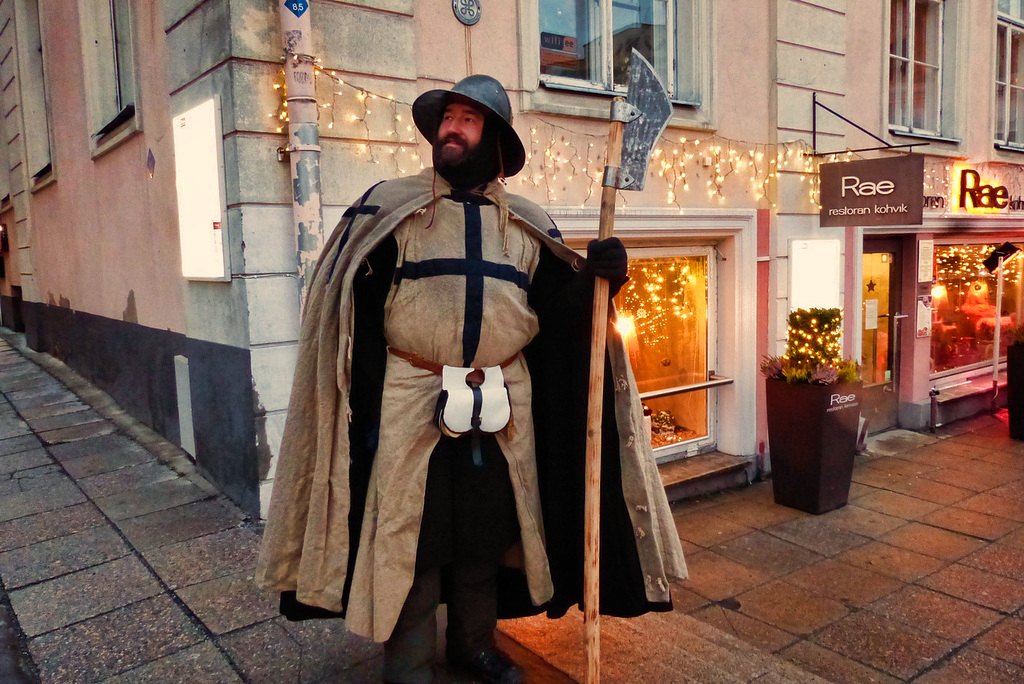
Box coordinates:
[452,0,481,25]
[819,155,924,227]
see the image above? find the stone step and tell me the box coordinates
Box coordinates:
[658,451,756,503]
[499,603,827,683]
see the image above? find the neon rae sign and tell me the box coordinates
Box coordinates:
[958,169,1009,210]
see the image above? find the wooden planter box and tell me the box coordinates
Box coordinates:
[765,379,862,514]
[1008,344,1024,440]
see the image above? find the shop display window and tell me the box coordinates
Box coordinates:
[931,243,1024,374]
[613,253,709,450]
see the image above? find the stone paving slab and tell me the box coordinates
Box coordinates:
[26,409,104,433]
[27,595,203,683]
[0,525,130,589]
[779,639,901,684]
[8,470,74,494]
[0,449,52,477]
[142,526,261,590]
[91,477,209,521]
[735,579,851,636]
[175,570,278,635]
[218,617,384,684]
[5,387,79,411]
[96,641,242,684]
[812,609,955,680]
[16,400,90,422]
[864,584,1002,644]
[0,435,44,458]
[58,441,153,480]
[114,497,247,551]
[77,460,179,499]
[763,514,872,557]
[0,480,87,524]
[782,558,903,608]
[0,503,107,554]
[0,413,31,440]
[9,556,162,637]
[914,646,1024,683]
[37,420,115,446]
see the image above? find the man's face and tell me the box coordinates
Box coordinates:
[435,102,485,166]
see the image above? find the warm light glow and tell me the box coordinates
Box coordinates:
[616,314,636,339]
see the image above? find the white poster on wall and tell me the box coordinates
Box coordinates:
[789,239,841,311]
[918,239,934,283]
[173,97,229,281]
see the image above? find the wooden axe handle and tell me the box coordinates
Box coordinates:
[584,97,626,684]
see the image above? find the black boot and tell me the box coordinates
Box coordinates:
[455,648,523,684]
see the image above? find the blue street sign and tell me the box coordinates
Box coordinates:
[285,1,308,18]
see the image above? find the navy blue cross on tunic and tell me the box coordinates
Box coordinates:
[393,199,531,366]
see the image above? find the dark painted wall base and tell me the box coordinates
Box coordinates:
[22,301,260,516]
[1,293,24,332]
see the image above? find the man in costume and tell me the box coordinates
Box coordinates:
[256,75,687,684]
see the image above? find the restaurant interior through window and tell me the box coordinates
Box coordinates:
[613,248,713,459]
[931,242,1024,375]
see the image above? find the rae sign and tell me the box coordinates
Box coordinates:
[819,155,924,227]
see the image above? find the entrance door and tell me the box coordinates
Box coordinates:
[862,240,903,433]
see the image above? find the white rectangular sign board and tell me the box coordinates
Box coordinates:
[173,97,229,281]
[789,239,841,311]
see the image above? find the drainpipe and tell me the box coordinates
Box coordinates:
[278,1,323,299]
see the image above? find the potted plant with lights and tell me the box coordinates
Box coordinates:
[1006,323,1024,440]
[761,307,861,514]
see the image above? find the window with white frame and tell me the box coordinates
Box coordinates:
[997,1,1024,147]
[888,0,943,135]
[80,0,136,141]
[15,0,52,180]
[538,0,701,105]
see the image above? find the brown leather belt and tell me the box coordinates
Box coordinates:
[387,347,519,376]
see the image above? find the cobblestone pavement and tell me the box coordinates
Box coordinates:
[2,327,1024,682]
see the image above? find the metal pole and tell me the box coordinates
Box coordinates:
[278,1,324,300]
[994,255,1006,409]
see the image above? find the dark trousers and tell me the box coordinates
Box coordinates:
[382,433,518,683]
[382,560,500,683]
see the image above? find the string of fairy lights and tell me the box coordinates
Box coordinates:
[616,259,703,347]
[271,60,849,209]
[272,59,1024,216]
[786,309,843,367]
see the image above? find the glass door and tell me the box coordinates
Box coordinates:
[862,240,904,432]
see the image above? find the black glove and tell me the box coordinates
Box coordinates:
[585,237,629,296]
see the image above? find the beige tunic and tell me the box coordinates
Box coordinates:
[345,196,555,641]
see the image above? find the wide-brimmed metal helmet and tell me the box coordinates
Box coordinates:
[412,74,526,177]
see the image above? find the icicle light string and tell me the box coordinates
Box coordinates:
[271,60,916,209]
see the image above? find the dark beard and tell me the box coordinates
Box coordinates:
[433,130,501,189]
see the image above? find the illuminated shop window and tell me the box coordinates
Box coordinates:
[538,0,702,104]
[931,243,1024,374]
[614,252,709,450]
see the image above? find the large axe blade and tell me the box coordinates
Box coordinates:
[583,49,672,684]
[620,49,673,191]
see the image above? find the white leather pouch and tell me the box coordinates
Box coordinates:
[434,365,512,437]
